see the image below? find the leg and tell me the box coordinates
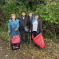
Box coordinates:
[20,30,24,44]
[32,31,38,46]
[31,32,33,42]
[32,31,37,37]
[24,31,28,44]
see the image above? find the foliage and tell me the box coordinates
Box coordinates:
[35,0,59,24]
[0,0,59,39]
[35,0,59,39]
[1,0,28,18]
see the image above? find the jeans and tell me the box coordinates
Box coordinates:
[32,31,38,37]
[20,30,28,42]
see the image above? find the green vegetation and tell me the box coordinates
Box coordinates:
[0,0,59,59]
[0,0,59,39]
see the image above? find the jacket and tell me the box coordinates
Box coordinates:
[30,18,42,34]
[27,15,34,30]
[18,15,29,30]
[8,18,20,37]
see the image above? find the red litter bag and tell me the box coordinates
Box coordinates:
[33,33,45,48]
[32,34,34,39]
[11,35,20,43]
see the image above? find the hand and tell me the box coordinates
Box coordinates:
[28,28,30,30]
[29,30,31,32]
[41,33,42,35]
[8,30,10,33]
[15,28,18,31]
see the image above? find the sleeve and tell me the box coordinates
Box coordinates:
[30,20,32,30]
[39,20,42,33]
[27,17,30,28]
[8,20,11,30]
[16,20,20,29]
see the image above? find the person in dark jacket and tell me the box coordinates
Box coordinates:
[27,11,34,42]
[30,13,42,38]
[18,11,29,44]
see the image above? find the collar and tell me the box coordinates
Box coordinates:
[10,18,16,22]
[21,15,26,18]
[11,18,16,20]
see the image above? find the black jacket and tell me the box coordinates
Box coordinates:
[18,15,29,30]
[30,19,42,34]
[27,15,34,30]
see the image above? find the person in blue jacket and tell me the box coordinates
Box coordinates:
[8,14,20,39]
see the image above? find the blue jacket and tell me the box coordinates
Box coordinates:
[8,18,20,37]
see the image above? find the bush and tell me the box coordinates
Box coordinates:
[0,0,59,39]
[34,0,59,39]
[1,0,28,19]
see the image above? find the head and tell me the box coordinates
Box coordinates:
[11,14,16,20]
[34,14,38,20]
[22,11,26,17]
[29,11,32,17]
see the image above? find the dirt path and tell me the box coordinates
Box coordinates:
[0,38,59,59]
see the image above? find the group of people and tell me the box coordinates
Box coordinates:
[8,11,42,45]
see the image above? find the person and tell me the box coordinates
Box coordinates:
[30,13,42,38]
[18,11,29,44]
[27,11,34,42]
[8,14,20,39]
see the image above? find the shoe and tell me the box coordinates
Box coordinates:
[26,42,29,45]
[21,41,24,44]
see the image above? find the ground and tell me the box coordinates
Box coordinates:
[0,32,59,59]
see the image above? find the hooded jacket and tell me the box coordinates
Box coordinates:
[8,18,20,37]
[18,15,29,30]
[27,15,34,30]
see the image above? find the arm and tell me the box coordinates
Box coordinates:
[17,20,20,29]
[27,17,30,29]
[27,17,31,32]
[15,20,20,31]
[39,20,42,33]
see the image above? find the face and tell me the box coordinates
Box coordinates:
[29,13,32,17]
[12,15,16,20]
[35,16,38,20]
[22,12,25,17]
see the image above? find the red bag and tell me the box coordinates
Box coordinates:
[33,33,45,48]
[32,34,34,39]
[11,35,20,43]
